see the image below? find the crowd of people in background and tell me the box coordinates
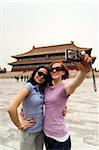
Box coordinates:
[14,75,29,82]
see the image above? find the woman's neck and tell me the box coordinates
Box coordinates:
[52,78,62,86]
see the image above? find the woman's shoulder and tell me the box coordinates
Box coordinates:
[24,82,36,91]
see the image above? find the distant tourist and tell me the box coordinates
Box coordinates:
[14,76,19,82]
[23,75,26,82]
[26,75,29,81]
[20,75,23,82]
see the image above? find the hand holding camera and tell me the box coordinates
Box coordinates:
[73,53,92,73]
[65,49,94,62]
[65,49,97,92]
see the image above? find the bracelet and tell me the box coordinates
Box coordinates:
[20,126,24,131]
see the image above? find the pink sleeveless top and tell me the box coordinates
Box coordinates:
[44,83,69,137]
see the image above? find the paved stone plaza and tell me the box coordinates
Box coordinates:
[0,78,99,150]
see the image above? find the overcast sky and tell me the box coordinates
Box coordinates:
[0,0,99,71]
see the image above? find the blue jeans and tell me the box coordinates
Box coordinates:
[44,135,71,150]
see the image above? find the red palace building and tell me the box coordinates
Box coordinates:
[8,41,95,72]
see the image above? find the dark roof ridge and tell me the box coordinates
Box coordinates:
[34,42,74,49]
[12,42,75,58]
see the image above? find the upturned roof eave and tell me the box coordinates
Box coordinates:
[12,47,92,59]
[10,41,92,59]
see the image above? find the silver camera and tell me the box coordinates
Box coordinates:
[65,49,84,62]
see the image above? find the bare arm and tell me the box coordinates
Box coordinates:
[7,88,30,130]
[65,54,91,95]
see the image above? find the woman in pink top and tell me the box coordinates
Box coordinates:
[44,53,91,150]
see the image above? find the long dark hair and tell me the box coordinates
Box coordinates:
[27,66,52,90]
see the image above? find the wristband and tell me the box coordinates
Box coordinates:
[20,126,24,131]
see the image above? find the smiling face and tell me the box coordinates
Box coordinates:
[50,63,65,80]
[34,68,48,84]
